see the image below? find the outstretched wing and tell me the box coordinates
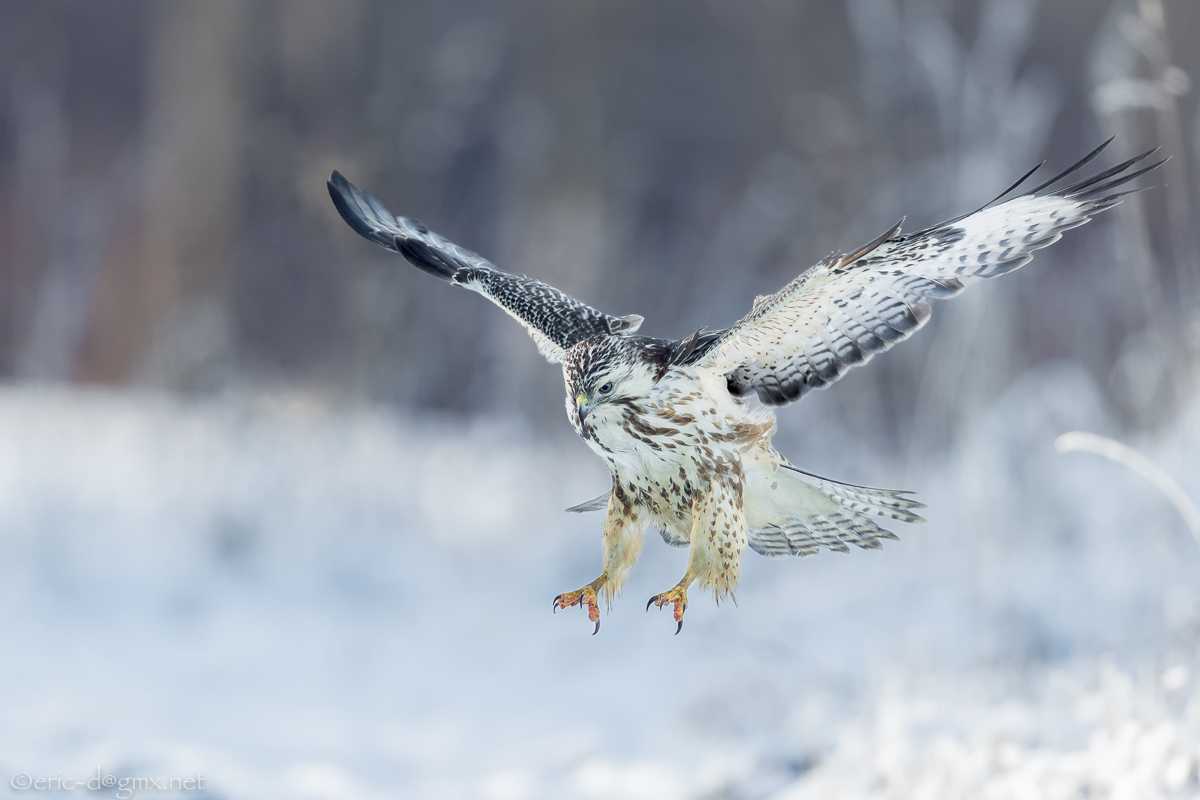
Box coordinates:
[328,171,642,363]
[698,141,1164,404]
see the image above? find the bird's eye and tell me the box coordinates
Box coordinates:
[598,381,614,395]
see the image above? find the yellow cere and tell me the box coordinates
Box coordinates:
[576,393,588,407]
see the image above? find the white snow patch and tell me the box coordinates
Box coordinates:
[0,369,1197,798]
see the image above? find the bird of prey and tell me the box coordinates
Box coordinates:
[328,140,1160,634]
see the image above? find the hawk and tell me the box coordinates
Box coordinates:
[328,140,1160,634]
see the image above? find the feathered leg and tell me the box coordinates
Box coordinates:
[648,480,747,633]
[552,488,644,634]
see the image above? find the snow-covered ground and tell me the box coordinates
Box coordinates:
[1,363,1199,799]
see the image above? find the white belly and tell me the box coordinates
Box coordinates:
[583,367,780,537]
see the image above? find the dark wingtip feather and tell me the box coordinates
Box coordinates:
[402,216,430,235]
[394,237,461,280]
[328,173,367,235]
[1057,147,1160,197]
[328,170,402,251]
[1025,136,1116,195]
[986,160,1044,208]
[1072,157,1168,202]
[911,157,1050,240]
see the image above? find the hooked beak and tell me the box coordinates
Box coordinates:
[576,393,591,425]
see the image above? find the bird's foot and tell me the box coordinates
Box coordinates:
[646,584,689,634]
[552,580,603,634]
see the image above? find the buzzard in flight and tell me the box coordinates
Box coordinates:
[329,140,1160,633]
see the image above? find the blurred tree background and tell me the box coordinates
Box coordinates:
[3,5,1200,796]
[0,0,1196,450]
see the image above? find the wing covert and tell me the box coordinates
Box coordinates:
[328,171,642,363]
[699,142,1164,404]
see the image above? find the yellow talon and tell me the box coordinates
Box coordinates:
[646,584,689,634]
[553,581,603,634]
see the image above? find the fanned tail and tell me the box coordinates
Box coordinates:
[776,464,925,523]
[746,463,925,559]
[569,462,926,560]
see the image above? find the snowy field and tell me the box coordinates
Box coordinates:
[1,366,1199,800]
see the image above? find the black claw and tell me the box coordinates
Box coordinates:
[553,595,561,613]
[592,620,600,635]
[675,619,683,635]
[646,595,658,611]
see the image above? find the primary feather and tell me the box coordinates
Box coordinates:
[328,171,641,363]
[699,141,1163,404]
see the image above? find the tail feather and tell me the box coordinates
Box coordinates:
[777,463,926,523]
[567,461,925,560]
[746,463,922,559]
[566,492,610,513]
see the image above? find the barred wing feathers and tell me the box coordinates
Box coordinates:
[328,171,642,363]
[700,143,1163,405]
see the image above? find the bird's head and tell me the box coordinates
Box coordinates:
[563,336,661,434]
